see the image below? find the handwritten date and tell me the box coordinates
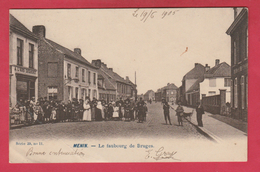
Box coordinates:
[133,9,179,23]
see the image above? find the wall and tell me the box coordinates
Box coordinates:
[200,77,231,103]
[38,38,64,101]
[9,31,38,107]
[64,58,98,102]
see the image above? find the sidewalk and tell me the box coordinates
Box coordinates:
[180,106,248,143]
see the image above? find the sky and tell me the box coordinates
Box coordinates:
[10,8,234,94]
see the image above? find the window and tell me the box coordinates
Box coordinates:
[230,80,233,107]
[241,76,245,109]
[88,89,91,97]
[75,87,78,99]
[82,69,85,82]
[48,87,58,100]
[75,66,79,78]
[246,75,248,108]
[88,71,91,84]
[68,86,72,100]
[224,78,231,87]
[209,78,216,87]
[93,73,96,85]
[234,78,238,108]
[47,62,58,77]
[81,89,85,100]
[208,91,216,96]
[67,63,71,78]
[17,39,23,66]
[171,91,173,94]
[29,44,34,68]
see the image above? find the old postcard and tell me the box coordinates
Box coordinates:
[9,8,248,163]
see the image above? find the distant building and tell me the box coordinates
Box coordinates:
[155,83,178,103]
[92,59,137,101]
[200,60,231,103]
[226,8,248,120]
[180,63,205,106]
[155,89,162,102]
[33,25,98,102]
[144,90,155,101]
[9,14,39,107]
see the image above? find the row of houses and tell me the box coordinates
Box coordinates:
[177,8,248,120]
[9,14,137,107]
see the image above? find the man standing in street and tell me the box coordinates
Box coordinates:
[196,102,205,127]
[162,98,172,125]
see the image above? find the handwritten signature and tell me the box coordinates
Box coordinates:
[145,146,180,161]
[133,9,179,23]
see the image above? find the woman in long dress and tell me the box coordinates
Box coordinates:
[112,102,119,120]
[83,98,91,121]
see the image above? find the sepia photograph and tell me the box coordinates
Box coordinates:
[9,8,248,163]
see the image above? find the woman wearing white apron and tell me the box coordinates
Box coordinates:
[112,102,119,120]
[83,98,91,121]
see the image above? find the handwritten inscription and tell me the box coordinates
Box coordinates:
[26,147,85,157]
[133,9,179,23]
[145,146,180,161]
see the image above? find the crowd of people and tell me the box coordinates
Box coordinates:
[11,96,149,126]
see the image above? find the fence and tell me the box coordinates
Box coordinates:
[201,95,221,114]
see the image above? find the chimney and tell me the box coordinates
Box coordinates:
[32,25,46,38]
[205,64,210,72]
[74,48,81,55]
[167,83,170,86]
[195,63,199,67]
[126,76,129,81]
[215,59,220,66]
[234,7,237,19]
[91,59,101,68]
[109,68,113,71]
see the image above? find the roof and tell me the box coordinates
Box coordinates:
[97,69,116,90]
[144,90,154,96]
[182,63,205,81]
[162,83,178,90]
[44,38,97,69]
[9,14,38,41]
[204,62,231,78]
[100,64,134,86]
[226,8,248,35]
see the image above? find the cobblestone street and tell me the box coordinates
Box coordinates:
[10,102,210,141]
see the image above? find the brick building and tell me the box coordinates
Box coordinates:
[9,14,39,107]
[33,25,99,102]
[226,8,248,120]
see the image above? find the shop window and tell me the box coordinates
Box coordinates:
[17,39,23,66]
[48,87,58,100]
[75,87,78,99]
[47,62,58,78]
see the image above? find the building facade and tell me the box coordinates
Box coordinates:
[9,14,39,107]
[92,59,137,101]
[200,60,231,103]
[33,25,98,102]
[226,8,248,120]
